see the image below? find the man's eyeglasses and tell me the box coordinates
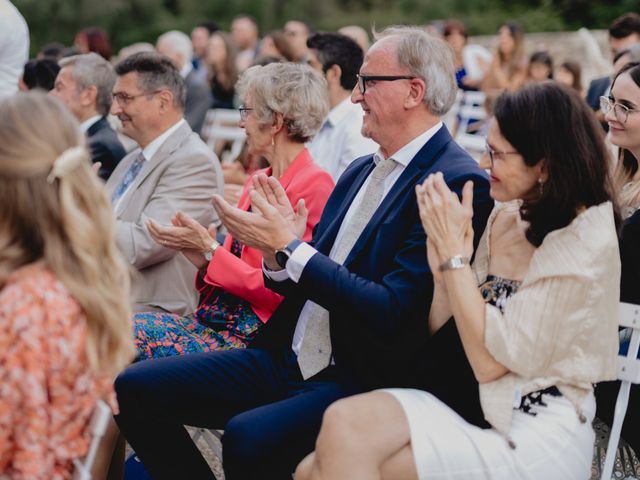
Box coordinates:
[484,142,519,165]
[238,107,254,122]
[112,90,161,106]
[356,74,416,94]
[600,96,638,124]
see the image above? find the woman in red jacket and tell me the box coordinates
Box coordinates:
[134,62,334,359]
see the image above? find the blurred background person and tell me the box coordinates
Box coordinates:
[232,15,260,72]
[284,19,313,62]
[190,20,219,85]
[157,30,212,134]
[443,19,492,91]
[305,32,377,181]
[204,31,239,110]
[50,53,126,180]
[256,30,296,63]
[133,62,334,359]
[19,58,60,92]
[74,26,113,61]
[338,25,370,52]
[37,42,65,61]
[0,0,29,99]
[481,22,527,93]
[0,91,134,479]
[586,13,640,114]
[555,61,584,96]
[525,51,554,85]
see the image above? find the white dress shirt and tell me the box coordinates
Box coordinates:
[307,97,378,181]
[265,122,443,355]
[114,118,187,212]
[0,0,29,99]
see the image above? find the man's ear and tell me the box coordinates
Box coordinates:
[79,85,98,109]
[325,64,342,85]
[157,90,174,113]
[404,78,426,109]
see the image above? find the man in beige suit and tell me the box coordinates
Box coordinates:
[106,52,222,315]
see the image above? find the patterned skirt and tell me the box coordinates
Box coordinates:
[134,283,262,360]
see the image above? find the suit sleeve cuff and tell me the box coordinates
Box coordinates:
[261,241,317,283]
[285,242,317,283]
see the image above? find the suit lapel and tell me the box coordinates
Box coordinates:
[341,126,452,265]
[86,117,107,137]
[115,122,192,215]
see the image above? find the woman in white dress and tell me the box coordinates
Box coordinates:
[295,82,622,480]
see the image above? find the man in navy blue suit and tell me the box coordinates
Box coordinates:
[114,26,493,480]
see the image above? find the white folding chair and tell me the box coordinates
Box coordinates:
[72,399,112,480]
[201,109,246,164]
[600,302,640,480]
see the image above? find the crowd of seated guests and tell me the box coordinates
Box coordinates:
[3,6,640,480]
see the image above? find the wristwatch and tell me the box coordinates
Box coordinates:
[438,254,470,272]
[275,239,303,269]
[203,240,220,262]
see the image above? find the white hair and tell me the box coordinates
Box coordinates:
[375,26,457,116]
[157,30,193,65]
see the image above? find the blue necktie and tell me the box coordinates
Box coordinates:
[111,151,146,204]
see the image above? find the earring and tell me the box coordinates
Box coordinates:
[271,136,275,147]
[538,178,545,195]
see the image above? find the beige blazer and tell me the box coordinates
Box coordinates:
[106,121,223,315]
[474,201,620,438]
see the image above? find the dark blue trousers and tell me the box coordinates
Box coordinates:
[115,348,359,480]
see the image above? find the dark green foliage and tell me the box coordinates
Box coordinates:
[12,0,632,55]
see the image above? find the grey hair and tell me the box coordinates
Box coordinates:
[374,26,457,116]
[59,53,116,116]
[114,52,185,110]
[236,62,329,143]
[157,30,193,67]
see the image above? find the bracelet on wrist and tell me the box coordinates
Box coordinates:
[438,254,470,272]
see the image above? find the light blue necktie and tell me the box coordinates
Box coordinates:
[111,151,146,204]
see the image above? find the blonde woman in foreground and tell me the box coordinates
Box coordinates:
[0,92,134,479]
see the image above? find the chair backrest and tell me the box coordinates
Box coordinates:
[600,302,640,480]
[201,109,246,164]
[72,399,112,480]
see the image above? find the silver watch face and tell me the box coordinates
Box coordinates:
[204,251,212,262]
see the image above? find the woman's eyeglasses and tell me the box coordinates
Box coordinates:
[600,96,638,124]
[238,107,254,122]
[484,142,519,165]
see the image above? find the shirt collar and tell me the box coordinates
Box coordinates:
[79,115,103,133]
[180,63,193,79]
[373,121,443,167]
[142,118,187,161]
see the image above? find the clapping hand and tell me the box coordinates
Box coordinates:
[416,173,474,274]
[212,174,306,266]
[251,174,307,240]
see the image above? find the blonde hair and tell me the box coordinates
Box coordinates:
[0,92,134,376]
[614,150,640,216]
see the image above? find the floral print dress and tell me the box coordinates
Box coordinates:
[0,263,116,480]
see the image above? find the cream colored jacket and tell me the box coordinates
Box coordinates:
[474,201,620,437]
